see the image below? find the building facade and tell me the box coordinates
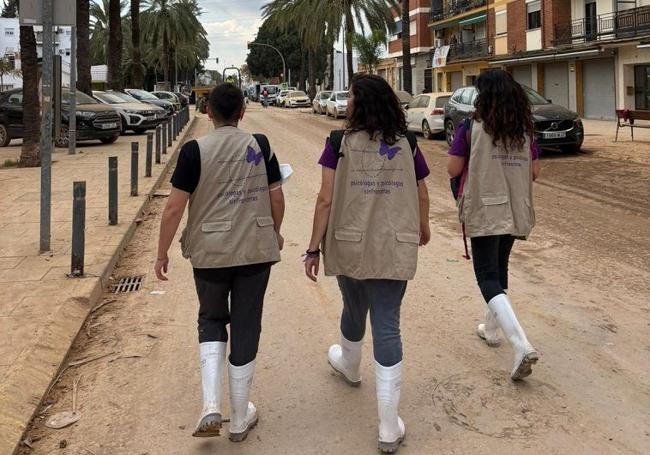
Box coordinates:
[0,18,73,91]
[386,0,434,94]
[429,0,650,119]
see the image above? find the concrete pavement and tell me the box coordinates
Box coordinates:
[0,112,197,454]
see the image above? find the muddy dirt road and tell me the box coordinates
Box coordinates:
[18,106,649,454]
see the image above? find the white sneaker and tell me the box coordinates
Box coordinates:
[193,342,226,437]
[488,294,539,380]
[228,359,258,442]
[375,361,406,453]
[477,308,501,347]
[328,335,363,386]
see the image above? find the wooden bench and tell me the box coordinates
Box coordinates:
[615,109,650,141]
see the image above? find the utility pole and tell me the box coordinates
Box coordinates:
[40,0,54,252]
[68,25,77,155]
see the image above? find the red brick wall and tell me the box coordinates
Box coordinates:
[507,0,526,54]
[544,0,571,47]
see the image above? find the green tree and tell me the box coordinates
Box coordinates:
[18,26,40,167]
[0,56,18,89]
[246,19,303,83]
[1,0,17,17]
[401,0,412,93]
[353,30,385,74]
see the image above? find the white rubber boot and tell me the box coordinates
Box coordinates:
[488,294,539,380]
[228,359,258,442]
[477,308,501,347]
[328,335,363,386]
[193,342,226,437]
[375,361,406,453]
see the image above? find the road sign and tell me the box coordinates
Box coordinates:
[19,0,76,26]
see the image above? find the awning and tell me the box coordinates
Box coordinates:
[459,14,486,26]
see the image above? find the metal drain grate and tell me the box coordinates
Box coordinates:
[111,275,144,293]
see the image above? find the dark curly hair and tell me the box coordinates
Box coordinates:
[474,69,534,150]
[346,74,407,145]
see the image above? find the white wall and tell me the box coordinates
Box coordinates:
[332,50,358,91]
[616,45,650,109]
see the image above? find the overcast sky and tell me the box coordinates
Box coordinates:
[199,0,267,72]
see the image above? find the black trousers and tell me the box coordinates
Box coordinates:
[193,263,272,366]
[470,235,516,303]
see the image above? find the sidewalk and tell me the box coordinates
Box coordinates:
[0,112,197,454]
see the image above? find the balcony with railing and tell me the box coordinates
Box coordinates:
[431,0,487,23]
[554,5,650,45]
[447,38,488,61]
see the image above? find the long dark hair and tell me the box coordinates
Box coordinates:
[346,74,407,145]
[474,69,534,150]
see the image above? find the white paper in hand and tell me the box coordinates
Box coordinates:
[280,163,294,183]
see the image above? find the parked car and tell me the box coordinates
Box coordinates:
[444,85,584,153]
[151,91,181,111]
[124,89,175,117]
[0,88,121,147]
[312,90,332,114]
[326,91,349,119]
[406,92,451,139]
[277,90,291,107]
[395,90,414,109]
[285,90,311,108]
[94,90,165,134]
[174,92,190,107]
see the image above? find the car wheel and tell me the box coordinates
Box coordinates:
[101,135,119,144]
[54,125,70,148]
[133,128,146,135]
[445,119,455,146]
[0,124,11,147]
[422,120,433,140]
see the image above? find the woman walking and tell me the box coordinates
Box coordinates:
[305,74,431,453]
[448,69,540,380]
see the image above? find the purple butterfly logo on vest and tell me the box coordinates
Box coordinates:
[246,146,263,166]
[379,141,401,160]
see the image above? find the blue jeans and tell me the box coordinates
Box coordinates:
[336,276,407,367]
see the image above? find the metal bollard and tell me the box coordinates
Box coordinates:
[71,181,86,277]
[167,118,172,146]
[155,125,162,164]
[131,142,139,196]
[108,156,118,225]
[145,132,153,177]
[162,122,167,155]
[172,114,177,140]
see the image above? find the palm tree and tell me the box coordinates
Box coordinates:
[107,0,123,89]
[18,26,40,167]
[131,0,144,88]
[141,0,200,85]
[77,0,93,95]
[401,0,412,93]
[353,30,386,74]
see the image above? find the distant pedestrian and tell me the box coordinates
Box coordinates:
[155,83,285,441]
[305,74,431,453]
[447,68,540,381]
[261,88,269,108]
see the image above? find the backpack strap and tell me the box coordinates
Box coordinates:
[464,117,473,151]
[252,133,273,160]
[405,131,418,157]
[329,130,345,158]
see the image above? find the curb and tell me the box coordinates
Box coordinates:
[0,114,199,455]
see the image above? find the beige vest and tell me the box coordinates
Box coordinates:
[180,127,281,268]
[460,121,535,238]
[323,131,420,280]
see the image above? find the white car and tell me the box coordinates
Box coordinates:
[326,91,349,119]
[406,92,452,139]
[285,90,311,108]
[312,91,332,114]
[94,90,166,134]
[277,90,291,107]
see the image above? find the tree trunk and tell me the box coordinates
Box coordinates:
[401,0,413,94]
[76,0,92,95]
[131,0,143,88]
[162,32,170,83]
[345,12,354,87]
[327,46,334,90]
[107,0,122,90]
[298,47,305,90]
[18,26,40,167]
[307,48,316,99]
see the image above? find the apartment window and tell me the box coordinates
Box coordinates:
[4,54,15,69]
[495,10,507,36]
[410,20,417,37]
[527,0,541,30]
[4,28,14,36]
[65,48,71,56]
[393,20,403,36]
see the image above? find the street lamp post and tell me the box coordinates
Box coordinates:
[247,42,286,83]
